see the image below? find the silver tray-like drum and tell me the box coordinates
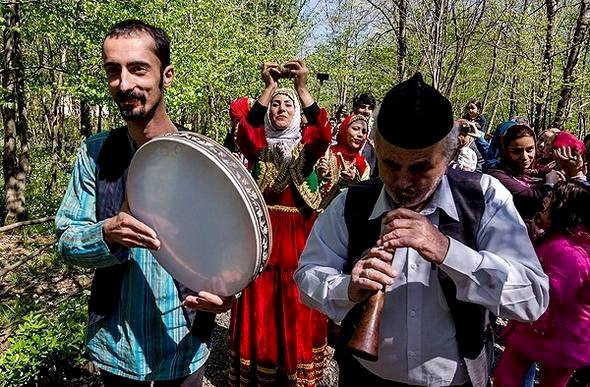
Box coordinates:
[126,131,271,297]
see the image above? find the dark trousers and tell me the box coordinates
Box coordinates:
[100,366,205,387]
[337,353,473,387]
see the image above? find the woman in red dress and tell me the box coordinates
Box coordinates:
[316,114,370,209]
[229,60,331,386]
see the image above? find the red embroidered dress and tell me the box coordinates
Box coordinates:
[229,101,331,386]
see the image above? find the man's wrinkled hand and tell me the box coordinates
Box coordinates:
[348,247,396,303]
[379,208,449,265]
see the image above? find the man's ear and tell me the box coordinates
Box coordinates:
[162,65,174,88]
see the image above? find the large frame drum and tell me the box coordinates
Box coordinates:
[126,131,271,297]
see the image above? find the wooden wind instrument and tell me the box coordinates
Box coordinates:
[346,289,385,361]
[347,247,391,361]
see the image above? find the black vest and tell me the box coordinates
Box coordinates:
[90,126,215,341]
[340,169,489,360]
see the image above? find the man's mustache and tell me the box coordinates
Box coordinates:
[114,91,146,105]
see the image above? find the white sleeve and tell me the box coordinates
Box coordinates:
[439,175,550,321]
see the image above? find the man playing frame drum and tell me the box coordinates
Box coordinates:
[55,20,233,386]
[295,73,549,387]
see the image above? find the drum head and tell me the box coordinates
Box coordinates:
[127,132,270,297]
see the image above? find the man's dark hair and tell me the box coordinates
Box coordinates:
[104,19,171,70]
[353,93,376,110]
[584,133,590,145]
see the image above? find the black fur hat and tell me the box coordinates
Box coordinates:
[377,73,453,149]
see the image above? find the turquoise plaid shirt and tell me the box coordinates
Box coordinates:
[55,131,209,381]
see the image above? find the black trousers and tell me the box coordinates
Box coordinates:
[100,365,205,387]
[337,353,473,387]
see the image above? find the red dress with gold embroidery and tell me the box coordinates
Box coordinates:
[229,104,331,386]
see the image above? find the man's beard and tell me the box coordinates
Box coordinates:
[115,90,148,121]
[391,189,429,210]
[387,178,442,211]
[114,76,164,122]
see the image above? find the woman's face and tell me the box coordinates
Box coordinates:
[346,120,368,150]
[270,94,295,130]
[507,135,536,172]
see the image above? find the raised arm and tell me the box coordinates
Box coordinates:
[236,63,280,161]
[284,59,331,159]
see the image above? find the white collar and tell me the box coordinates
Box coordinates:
[368,175,460,222]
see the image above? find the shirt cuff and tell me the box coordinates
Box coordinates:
[99,220,129,263]
[328,275,357,321]
[439,237,483,281]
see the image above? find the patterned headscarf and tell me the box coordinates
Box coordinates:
[264,88,302,162]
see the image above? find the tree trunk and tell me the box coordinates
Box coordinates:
[552,0,590,128]
[489,66,510,131]
[509,74,518,119]
[533,0,557,131]
[97,105,102,133]
[397,0,408,81]
[44,45,64,193]
[80,99,92,138]
[578,94,586,138]
[482,31,502,113]
[430,0,448,90]
[207,84,216,139]
[2,2,29,224]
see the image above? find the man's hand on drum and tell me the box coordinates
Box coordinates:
[102,199,161,250]
[183,291,237,313]
[379,208,450,265]
[348,247,396,303]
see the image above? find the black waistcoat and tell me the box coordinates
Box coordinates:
[340,168,488,360]
[90,126,215,341]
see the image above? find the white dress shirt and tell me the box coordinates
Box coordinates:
[295,174,549,386]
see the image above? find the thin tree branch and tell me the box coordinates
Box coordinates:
[0,215,55,233]
[0,240,56,278]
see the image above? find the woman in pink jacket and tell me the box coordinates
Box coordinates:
[493,180,590,386]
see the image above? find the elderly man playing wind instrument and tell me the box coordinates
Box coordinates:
[295,73,549,387]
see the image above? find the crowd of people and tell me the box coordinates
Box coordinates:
[54,19,590,387]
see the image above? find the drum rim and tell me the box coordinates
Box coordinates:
[127,131,272,293]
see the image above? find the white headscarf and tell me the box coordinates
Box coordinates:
[264,88,302,163]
